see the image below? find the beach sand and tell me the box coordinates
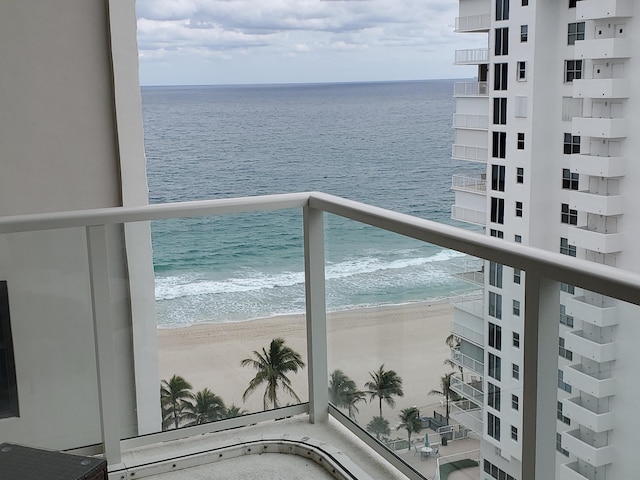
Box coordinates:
[158,300,455,429]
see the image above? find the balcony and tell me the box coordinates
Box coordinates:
[451,144,488,163]
[573,78,629,99]
[569,190,624,216]
[568,226,623,254]
[570,153,625,178]
[564,330,616,363]
[575,38,631,60]
[450,347,484,375]
[449,401,483,436]
[451,319,484,345]
[453,81,488,97]
[451,174,487,194]
[451,205,486,226]
[572,117,627,139]
[450,376,484,405]
[455,14,490,32]
[454,48,489,65]
[561,430,614,467]
[577,0,633,20]
[564,364,616,397]
[560,462,605,480]
[2,192,640,480]
[564,397,614,433]
[565,296,618,327]
[452,113,489,130]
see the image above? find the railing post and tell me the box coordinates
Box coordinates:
[86,225,122,465]
[303,206,329,423]
[521,274,559,480]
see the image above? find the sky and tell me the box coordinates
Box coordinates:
[136,0,486,86]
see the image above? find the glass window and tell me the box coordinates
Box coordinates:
[517,61,526,80]
[557,433,569,456]
[493,98,508,124]
[514,235,522,243]
[489,291,503,319]
[494,63,508,90]
[517,133,525,150]
[489,322,502,350]
[493,132,507,158]
[560,304,574,328]
[564,133,581,154]
[490,262,503,288]
[565,60,583,82]
[512,394,519,410]
[515,201,523,217]
[521,25,528,42]
[513,268,521,284]
[495,27,509,56]
[489,353,502,380]
[488,412,501,440]
[496,0,510,20]
[558,369,572,393]
[513,300,520,316]
[560,237,576,257]
[562,169,579,190]
[491,197,505,224]
[511,425,518,441]
[488,382,501,410]
[561,203,578,225]
[491,229,504,239]
[513,332,520,348]
[557,401,571,424]
[559,337,573,361]
[568,22,585,45]
[0,281,18,419]
[512,363,519,380]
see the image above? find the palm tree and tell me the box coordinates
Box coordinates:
[365,364,404,417]
[428,372,461,424]
[444,334,463,374]
[241,337,306,410]
[160,374,194,430]
[366,415,390,440]
[328,369,366,420]
[397,406,423,449]
[183,388,226,426]
[223,404,248,419]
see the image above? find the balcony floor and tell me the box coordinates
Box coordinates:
[114,415,480,480]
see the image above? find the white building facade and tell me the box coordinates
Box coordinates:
[451,1,639,479]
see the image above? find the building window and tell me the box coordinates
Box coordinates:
[513,332,520,348]
[517,61,526,81]
[488,383,501,411]
[514,234,522,243]
[564,133,581,154]
[496,0,510,20]
[517,133,525,150]
[492,131,507,158]
[565,60,583,82]
[489,262,503,288]
[493,97,508,124]
[495,27,509,56]
[560,304,574,328]
[568,22,585,45]
[561,204,578,225]
[560,237,576,257]
[557,401,571,425]
[489,322,502,350]
[520,25,528,42]
[491,229,504,239]
[0,281,18,419]
[515,201,523,217]
[512,363,519,380]
[512,394,519,410]
[511,425,518,441]
[558,369,572,393]
[513,300,521,316]
[488,412,501,440]
[494,63,508,90]
[559,337,573,361]
[513,268,521,284]
[561,282,575,295]
[492,165,506,191]
[557,433,570,457]
[491,197,505,224]
[484,461,517,480]
[522,0,528,5]
[489,291,502,320]
[489,353,502,381]
[569,0,582,8]
[562,169,579,190]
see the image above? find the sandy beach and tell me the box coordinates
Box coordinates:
[158,300,456,429]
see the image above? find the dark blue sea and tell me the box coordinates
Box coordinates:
[142,80,483,327]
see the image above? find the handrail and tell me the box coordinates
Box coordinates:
[1,191,640,304]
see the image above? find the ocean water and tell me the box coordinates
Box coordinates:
[141,80,483,327]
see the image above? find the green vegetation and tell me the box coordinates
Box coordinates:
[241,337,305,410]
[366,415,390,440]
[328,369,366,420]
[365,364,404,417]
[160,374,194,430]
[428,372,461,424]
[397,406,422,448]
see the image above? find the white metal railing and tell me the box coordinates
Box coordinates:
[453,297,485,317]
[451,173,487,192]
[451,205,486,226]
[434,449,481,480]
[453,81,489,96]
[451,320,485,345]
[451,144,488,162]
[450,376,484,404]
[455,14,491,32]
[451,347,484,374]
[3,192,640,480]
[453,113,489,130]
[449,402,483,436]
[454,48,489,64]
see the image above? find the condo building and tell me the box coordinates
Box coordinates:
[451,0,640,479]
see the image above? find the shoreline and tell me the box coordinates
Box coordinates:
[158,299,457,427]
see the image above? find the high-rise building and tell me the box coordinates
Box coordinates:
[450,1,638,479]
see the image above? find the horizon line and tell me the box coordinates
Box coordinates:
[139,77,475,88]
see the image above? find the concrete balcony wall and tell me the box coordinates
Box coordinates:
[454,48,489,65]
[564,330,616,363]
[569,191,624,216]
[452,145,488,163]
[451,205,486,226]
[560,462,598,480]
[453,113,489,130]
[572,117,627,139]
[573,79,629,99]
[567,227,623,254]
[564,398,614,433]
[577,0,633,20]
[570,154,625,178]
[561,430,614,467]
[575,38,632,60]
[564,364,616,398]
[565,296,618,327]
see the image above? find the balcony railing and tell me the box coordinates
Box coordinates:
[452,113,489,130]
[453,297,484,318]
[451,174,487,193]
[2,192,640,480]
[451,205,486,226]
[455,14,490,32]
[454,48,489,65]
[450,376,484,404]
[449,401,483,436]
[451,347,484,374]
[453,81,488,97]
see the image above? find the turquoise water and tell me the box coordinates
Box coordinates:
[142,80,483,326]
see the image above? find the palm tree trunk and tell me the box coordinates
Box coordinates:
[379,397,383,417]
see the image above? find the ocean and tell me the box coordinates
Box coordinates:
[141,80,483,327]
